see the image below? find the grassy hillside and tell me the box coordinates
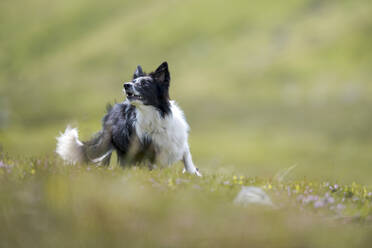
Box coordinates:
[1,0,372,181]
[1,1,372,246]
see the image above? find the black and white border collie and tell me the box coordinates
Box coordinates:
[56,62,201,176]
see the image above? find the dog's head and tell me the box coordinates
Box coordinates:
[123,62,171,116]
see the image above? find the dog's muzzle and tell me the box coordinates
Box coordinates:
[123,83,142,100]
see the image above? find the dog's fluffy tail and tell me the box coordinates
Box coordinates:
[56,126,85,164]
[56,125,114,165]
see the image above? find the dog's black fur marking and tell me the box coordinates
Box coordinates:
[129,62,171,117]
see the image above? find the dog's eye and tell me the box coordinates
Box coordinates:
[141,81,149,86]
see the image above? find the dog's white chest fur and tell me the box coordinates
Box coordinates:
[135,101,189,166]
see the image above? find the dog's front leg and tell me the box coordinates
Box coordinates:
[182,145,202,177]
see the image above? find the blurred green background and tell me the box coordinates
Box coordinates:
[0,0,371,184]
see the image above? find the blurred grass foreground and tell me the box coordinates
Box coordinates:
[0,156,371,248]
[0,0,372,247]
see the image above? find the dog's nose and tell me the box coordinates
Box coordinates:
[123,83,131,90]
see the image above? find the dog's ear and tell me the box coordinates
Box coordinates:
[133,65,144,79]
[153,62,170,84]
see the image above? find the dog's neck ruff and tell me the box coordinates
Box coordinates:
[134,101,189,166]
[135,104,168,135]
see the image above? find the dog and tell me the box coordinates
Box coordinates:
[56,62,201,176]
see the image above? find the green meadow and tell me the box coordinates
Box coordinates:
[0,0,371,247]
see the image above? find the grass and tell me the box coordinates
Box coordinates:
[0,154,371,248]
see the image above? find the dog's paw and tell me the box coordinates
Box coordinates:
[182,168,202,177]
[195,168,202,177]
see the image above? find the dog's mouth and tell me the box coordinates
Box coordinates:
[125,90,143,100]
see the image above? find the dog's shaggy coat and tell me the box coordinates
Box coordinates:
[56,62,200,176]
